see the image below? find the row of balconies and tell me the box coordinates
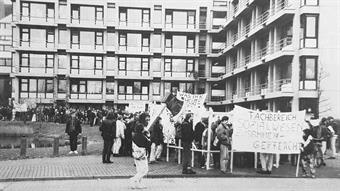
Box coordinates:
[209,78,293,103]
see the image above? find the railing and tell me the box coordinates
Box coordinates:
[239,54,251,67]
[70,69,103,76]
[273,0,290,15]
[0,58,11,66]
[165,22,196,29]
[19,15,55,23]
[19,66,54,74]
[119,20,151,28]
[199,46,207,54]
[211,96,225,102]
[164,47,195,54]
[211,43,225,54]
[118,94,149,101]
[211,72,225,78]
[118,70,149,77]
[71,17,104,25]
[164,71,195,78]
[18,40,55,49]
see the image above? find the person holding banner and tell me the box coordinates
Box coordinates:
[181,113,196,174]
[216,116,232,174]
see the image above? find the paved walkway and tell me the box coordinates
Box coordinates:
[0,154,339,181]
[2,178,340,191]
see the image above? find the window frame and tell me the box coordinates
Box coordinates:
[95,6,104,23]
[300,14,319,48]
[71,30,80,48]
[299,56,318,90]
[95,31,103,48]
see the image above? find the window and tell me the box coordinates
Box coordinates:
[187,11,196,28]
[142,34,150,51]
[21,79,29,92]
[79,81,86,93]
[142,9,150,26]
[301,14,318,48]
[107,3,116,22]
[71,31,79,47]
[95,56,103,70]
[95,31,103,47]
[300,57,317,90]
[87,81,102,94]
[71,55,79,69]
[21,28,30,43]
[46,79,53,93]
[59,2,67,19]
[47,29,55,44]
[300,0,319,6]
[118,57,126,70]
[134,82,141,94]
[20,53,29,68]
[47,4,54,19]
[119,8,127,24]
[164,58,172,72]
[29,79,37,93]
[21,2,30,18]
[142,58,149,71]
[153,82,161,95]
[165,35,172,51]
[58,77,67,93]
[46,54,54,68]
[119,33,127,47]
[71,5,80,22]
[165,10,173,27]
[95,7,103,23]
[154,5,162,24]
[59,29,67,45]
[80,31,95,48]
[31,3,45,19]
[153,34,161,49]
[106,80,115,94]
[187,36,195,53]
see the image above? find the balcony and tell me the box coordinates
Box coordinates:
[163,48,197,57]
[229,78,293,103]
[164,23,198,32]
[117,70,151,80]
[69,43,105,54]
[211,42,225,55]
[212,18,227,30]
[16,15,56,26]
[69,93,104,103]
[118,45,151,55]
[17,67,54,77]
[118,94,149,101]
[0,59,11,74]
[163,71,196,81]
[19,92,54,100]
[16,40,56,52]
[68,18,105,29]
[211,65,226,78]
[70,69,104,78]
[118,21,152,31]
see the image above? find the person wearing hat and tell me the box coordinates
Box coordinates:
[216,116,232,173]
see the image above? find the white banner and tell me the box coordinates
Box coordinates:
[232,106,308,154]
[174,92,207,121]
[13,102,28,112]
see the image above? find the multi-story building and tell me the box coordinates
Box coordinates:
[205,0,340,117]
[8,0,340,117]
[0,14,12,106]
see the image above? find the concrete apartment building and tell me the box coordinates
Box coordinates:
[5,0,340,117]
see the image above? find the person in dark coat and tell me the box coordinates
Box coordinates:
[149,117,164,163]
[99,112,116,163]
[181,113,196,174]
[194,118,207,167]
[65,110,82,154]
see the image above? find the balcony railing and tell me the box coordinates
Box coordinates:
[211,43,225,54]
[19,66,54,74]
[71,17,104,25]
[165,22,196,30]
[164,71,195,78]
[230,78,292,99]
[119,20,151,28]
[118,70,149,77]
[71,42,104,51]
[164,47,195,54]
[19,15,55,23]
[70,69,103,76]
[19,40,55,49]
[118,94,149,101]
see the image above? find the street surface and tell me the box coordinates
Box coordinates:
[2,178,340,191]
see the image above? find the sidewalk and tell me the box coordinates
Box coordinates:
[0,154,339,182]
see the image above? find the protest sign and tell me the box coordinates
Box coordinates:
[174,92,207,121]
[232,106,308,154]
[13,102,28,112]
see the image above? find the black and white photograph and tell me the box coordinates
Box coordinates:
[0,0,339,190]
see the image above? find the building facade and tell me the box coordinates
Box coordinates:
[7,0,339,116]
[0,15,12,106]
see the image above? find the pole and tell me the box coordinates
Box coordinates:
[206,110,213,170]
[230,149,234,173]
[295,154,301,177]
[178,139,182,164]
[191,145,194,167]
[166,142,169,162]
[254,152,257,169]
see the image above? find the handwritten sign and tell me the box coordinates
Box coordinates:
[232,106,308,154]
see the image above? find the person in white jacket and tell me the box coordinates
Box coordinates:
[112,115,126,156]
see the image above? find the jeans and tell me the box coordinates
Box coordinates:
[220,144,229,172]
[149,143,163,162]
[69,133,78,151]
[102,138,113,162]
[130,155,148,187]
[182,141,192,170]
[260,153,274,171]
